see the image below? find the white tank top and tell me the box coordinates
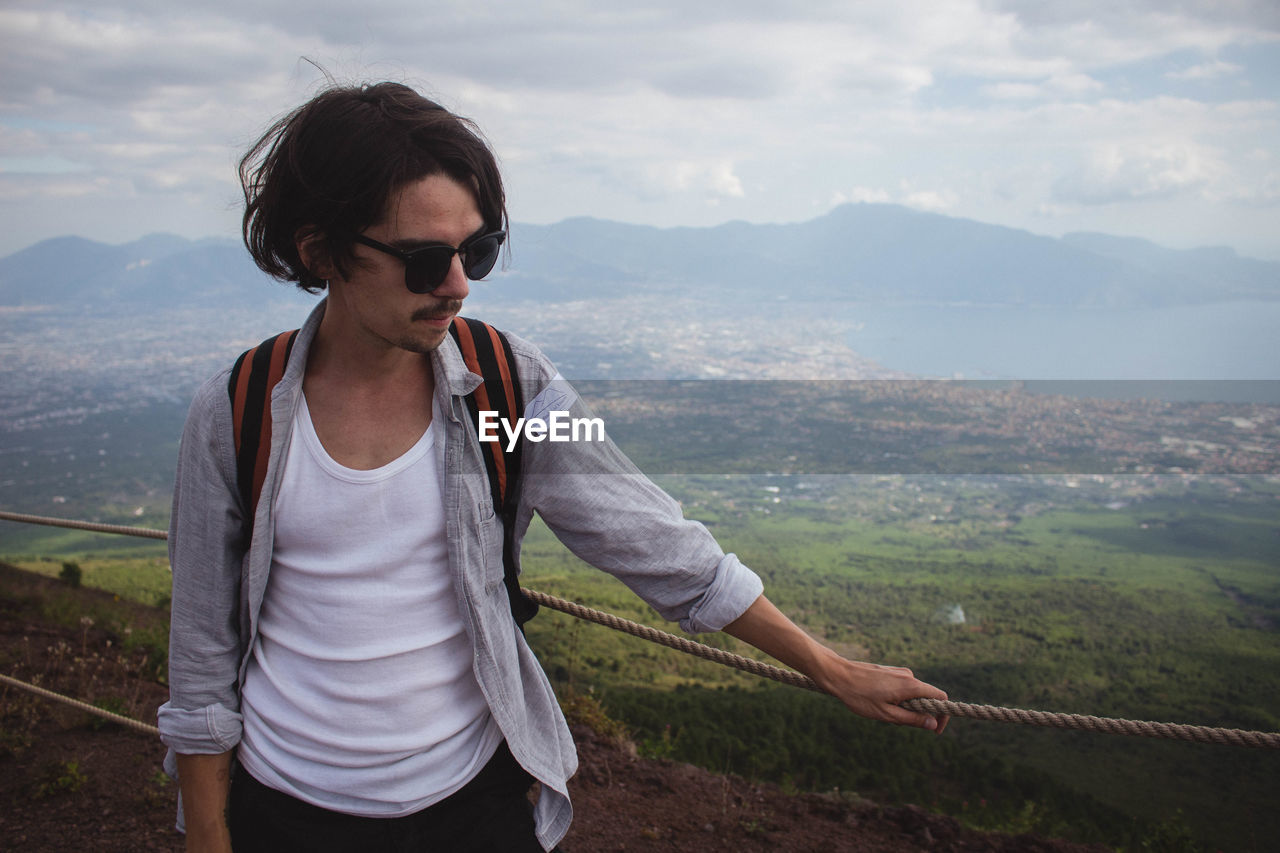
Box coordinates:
[238,394,501,816]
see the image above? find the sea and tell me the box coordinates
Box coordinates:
[844,300,1280,403]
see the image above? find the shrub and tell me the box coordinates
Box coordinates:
[33,760,88,798]
[59,561,82,588]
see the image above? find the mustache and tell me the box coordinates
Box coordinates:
[411,299,464,323]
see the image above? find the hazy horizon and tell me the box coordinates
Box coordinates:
[4,199,1276,265]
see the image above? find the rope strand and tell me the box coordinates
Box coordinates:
[0,510,167,540]
[0,673,159,737]
[3,510,1278,749]
[897,698,1280,749]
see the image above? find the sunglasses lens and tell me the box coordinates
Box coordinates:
[396,231,503,293]
[404,249,455,294]
[463,235,502,281]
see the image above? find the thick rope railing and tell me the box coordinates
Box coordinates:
[524,589,1280,749]
[0,673,159,737]
[895,698,1280,749]
[0,510,167,540]
[3,511,1279,749]
[523,589,818,691]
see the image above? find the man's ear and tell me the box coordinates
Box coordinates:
[296,227,336,281]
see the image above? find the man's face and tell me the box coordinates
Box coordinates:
[325,173,486,355]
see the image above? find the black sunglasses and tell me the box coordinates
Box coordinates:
[349,229,506,294]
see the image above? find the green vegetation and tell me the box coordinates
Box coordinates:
[32,759,88,799]
[518,473,1280,852]
[0,559,171,685]
[10,553,172,609]
[58,560,82,588]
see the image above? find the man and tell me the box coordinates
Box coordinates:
[157,82,947,852]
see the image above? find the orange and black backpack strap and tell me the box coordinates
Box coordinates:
[449,316,538,627]
[227,329,299,522]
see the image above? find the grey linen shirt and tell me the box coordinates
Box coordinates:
[157,301,764,851]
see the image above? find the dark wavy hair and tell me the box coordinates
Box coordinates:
[240,82,507,292]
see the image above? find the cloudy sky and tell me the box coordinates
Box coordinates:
[1,1,1278,260]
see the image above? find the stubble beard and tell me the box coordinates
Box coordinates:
[399,298,465,354]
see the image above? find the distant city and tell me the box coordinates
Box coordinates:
[1,207,1276,513]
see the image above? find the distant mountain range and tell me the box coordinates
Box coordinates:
[0,232,290,310]
[2,204,1277,310]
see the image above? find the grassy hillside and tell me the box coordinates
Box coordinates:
[515,473,1279,851]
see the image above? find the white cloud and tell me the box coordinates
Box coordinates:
[705,162,745,199]
[0,155,87,174]
[1166,59,1246,81]
[983,82,1045,100]
[902,187,960,212]
[0,173,115,199]
[1204,165,1280,206]
[831,187,893,205]
[643,160,745,201]
[0,1,1277,258]
[989,0,1279,67]
[1048,73,1105,96]
[982,73,1104,101]
[828,184,956,212]
[1054,141,1224,204]
[0,124,50,159]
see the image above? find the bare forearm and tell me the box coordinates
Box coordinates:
[723,594,948,732]
[175,751,234,852]
[721,594,843,676]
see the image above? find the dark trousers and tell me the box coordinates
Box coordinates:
[228,742,546,852]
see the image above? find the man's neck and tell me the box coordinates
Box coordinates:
[308,327,434,389]
[299,310,439,471]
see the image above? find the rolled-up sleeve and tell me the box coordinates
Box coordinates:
[679,552,763,634]
[157,372,248,755]
[156,703,244,754]
[510,345,763,635]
